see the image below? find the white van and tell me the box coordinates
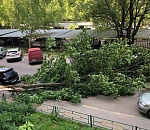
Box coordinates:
[0,47,7,59]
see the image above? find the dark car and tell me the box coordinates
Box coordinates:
[0,67,19,85]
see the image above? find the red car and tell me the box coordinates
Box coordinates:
[28,48,43,65]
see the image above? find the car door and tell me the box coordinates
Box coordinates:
[3,48,7,56]
[1,47,6,56]
[1,48,4,56]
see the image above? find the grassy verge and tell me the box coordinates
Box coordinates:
[25,112,105,130]
[0,101,106,130]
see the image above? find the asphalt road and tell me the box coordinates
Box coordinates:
[38,90,150,129]
[0,54,41,76]
[0,54,150,129]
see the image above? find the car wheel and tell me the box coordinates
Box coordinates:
[7,59,10,62]
[148,110,150,117]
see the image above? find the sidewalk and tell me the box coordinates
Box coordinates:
[37,88,150,129]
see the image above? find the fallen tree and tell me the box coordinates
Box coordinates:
[20,30,150,98]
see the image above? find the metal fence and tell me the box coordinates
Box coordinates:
[0,93,149,130]
[0,93,148,130]
[37,103,148,130]
[134,40,150,48]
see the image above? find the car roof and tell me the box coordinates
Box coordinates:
[28,48,41,52]
[0,67,12,72]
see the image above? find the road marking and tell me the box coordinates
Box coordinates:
[82,104,148,120]
[115,112,135,117]
[22,56,25,61]
[83,105,98,110]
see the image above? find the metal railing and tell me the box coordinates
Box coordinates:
[37,103,148,130]
[0,93,148,130]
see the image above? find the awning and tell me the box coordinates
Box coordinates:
[0,29,19,37]
[0,30,26,38]
[135,29,150,39]
[56,30,82,38]
[37,29,72,38]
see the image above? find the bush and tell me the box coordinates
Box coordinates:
[0,101,35,130]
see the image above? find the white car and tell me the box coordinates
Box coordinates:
[0,47,7,59]
[6,48,22,62]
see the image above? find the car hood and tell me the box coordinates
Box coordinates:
[141,101,150,105]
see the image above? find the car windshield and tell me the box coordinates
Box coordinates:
[3,71,12,77]
[142,94,150,101]
[8,51,17,53]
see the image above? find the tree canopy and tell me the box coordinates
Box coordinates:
[11,0,66,47]
[0,0,150,33]
[91,0,150,44]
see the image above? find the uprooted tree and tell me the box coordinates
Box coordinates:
[21,30,150,98]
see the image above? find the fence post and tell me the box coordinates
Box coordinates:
[135,126,138,130]
[54,106,57,114]
[2,94,6,101]
[89,115,93,127]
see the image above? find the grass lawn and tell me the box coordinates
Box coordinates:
[26,112,106,130]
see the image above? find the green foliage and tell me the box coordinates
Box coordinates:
[21,29,150,99]
[26,112,104,130]
[13,88,81,104]
[68,23,78,29]
[91,0,150,44]
[0,101,35,130]
[0,102,104,130]
[18,121,35,130]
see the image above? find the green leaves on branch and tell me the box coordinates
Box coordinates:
[14,88,81,104]
[21,29,150,98]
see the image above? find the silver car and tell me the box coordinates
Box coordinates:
[137,93,150,117]
[0,47,7,59]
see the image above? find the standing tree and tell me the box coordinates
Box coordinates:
[13,0,66,47]
[0,0,15,28]
[63,0,93,21]
[91,0,150,44]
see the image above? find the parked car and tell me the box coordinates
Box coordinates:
[6,48,22,62]
[137,93,150,117]
[28,48,43,65]
[0,47,7,59]
[0,67,19,85]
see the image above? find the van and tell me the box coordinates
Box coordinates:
[28,48,43,65]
